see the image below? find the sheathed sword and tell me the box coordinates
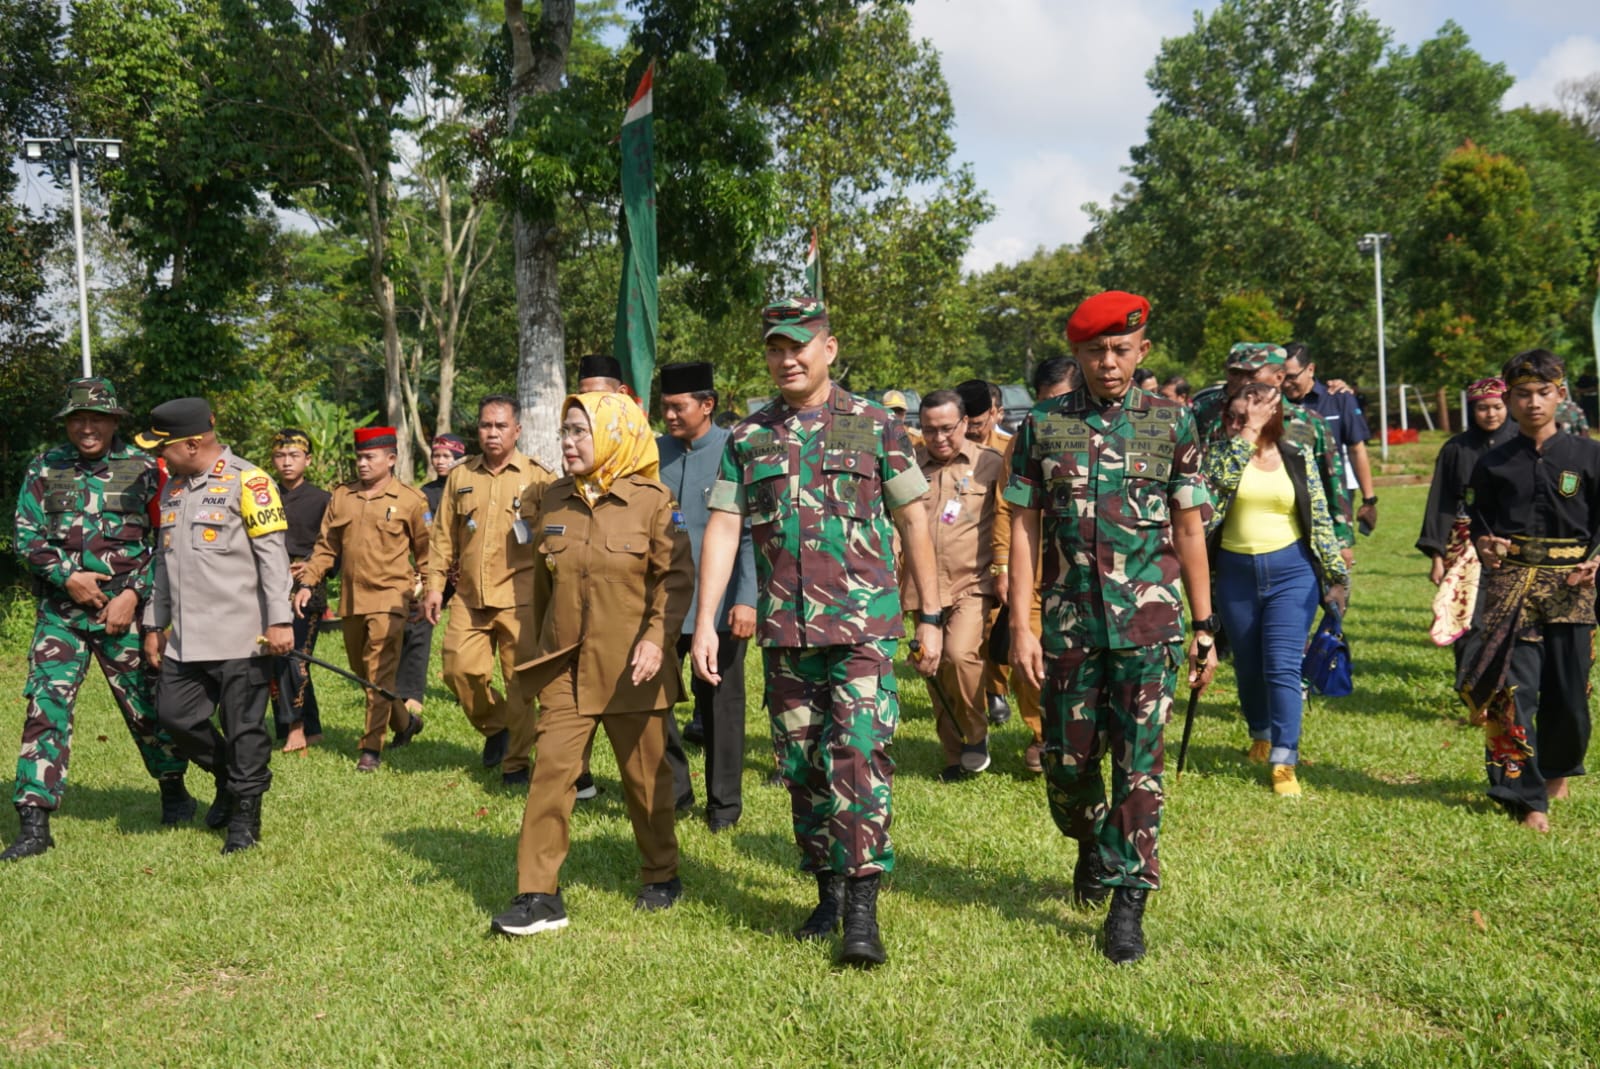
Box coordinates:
[257,636,401,701]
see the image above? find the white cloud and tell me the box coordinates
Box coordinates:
[963,152,1107,273]
[1503,34,1600,110]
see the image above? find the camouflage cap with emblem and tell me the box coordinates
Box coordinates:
[1227,342,1289,371]
[55,376,131,419]
[761,296,829,344]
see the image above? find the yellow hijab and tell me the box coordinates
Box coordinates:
[567,391,659,503]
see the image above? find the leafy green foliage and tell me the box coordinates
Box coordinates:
[964,244,1105,385]
[1198,292,1295,385]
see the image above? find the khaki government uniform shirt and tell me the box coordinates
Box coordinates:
[902,438,1004,612]
[298,478,430,616]
[515,474,693,715]
[426,452,554,609]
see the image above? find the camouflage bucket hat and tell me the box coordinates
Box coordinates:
[56,376,130,419]
[762,296,829,344]
[1227,343,1288,371]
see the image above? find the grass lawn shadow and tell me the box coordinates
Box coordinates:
[40,781,169,835]
[1032,1011,1368,1069]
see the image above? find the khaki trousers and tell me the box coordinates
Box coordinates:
[931,594,993,764]
[515,666,678,894]
[341,611,409,752]
[442,603,536,773]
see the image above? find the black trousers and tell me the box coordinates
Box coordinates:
[158,656,273,798]
[671,631,747,823]
[395,617,433,703]
[271,612,323,737]
[1489,624,1593,815]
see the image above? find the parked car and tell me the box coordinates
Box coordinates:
[998,383,1033,433]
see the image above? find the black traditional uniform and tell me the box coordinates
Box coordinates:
[275,479,331,739]
[1461,429,1600,816]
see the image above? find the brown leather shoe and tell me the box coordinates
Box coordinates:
[391,714,424,748]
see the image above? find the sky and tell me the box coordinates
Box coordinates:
[910,0,1600,272]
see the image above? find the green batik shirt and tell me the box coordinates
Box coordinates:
[1003,386,1210,652]
[15,437,160,628]
[708,383,928,647]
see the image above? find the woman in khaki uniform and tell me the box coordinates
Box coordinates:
[491,392,693,936]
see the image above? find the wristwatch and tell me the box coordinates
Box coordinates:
[1362,496,1379,506]
[1192,614,1218,634]
[989,563,1007,576]
[916,611,942,626]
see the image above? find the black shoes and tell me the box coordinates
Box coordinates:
[795,872,846,941]
[706,816,737,833]
[634,876,683,912]
[987,693,1012,725]
[204,783,234,829]
[1073,839,1112,908]
[158,777,196,825]
[838,874,887,968]
[1102,887,1148,964]
[492,890,569,936]
[574,772,599,801]
[501,768,530,788]
[0,805,54,861]
[356,750,381,773]
[221,795,262,855]
[682,717,705,746]
[392,714,424,748]
[482,728,510,768]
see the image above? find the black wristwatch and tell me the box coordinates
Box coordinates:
[1363,496,1378,506]
[916,611,942,627]
[1192,615,1218,634]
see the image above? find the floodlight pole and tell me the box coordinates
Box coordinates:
[21,135,122,377]
[1359,232,1392,462]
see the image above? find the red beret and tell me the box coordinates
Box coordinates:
[1065,291,1151,344]
[354,426,397,450]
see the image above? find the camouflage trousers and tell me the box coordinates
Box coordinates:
[14,603,187,809]
[1042,643,1177,891]
[764,640,898,877]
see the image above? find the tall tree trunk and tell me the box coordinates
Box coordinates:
[505,0,574,469]
[366,168,413,481]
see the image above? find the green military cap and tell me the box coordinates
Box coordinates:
[55,376,130,419]
[1227,343,1288,371]
[761,296,829,344]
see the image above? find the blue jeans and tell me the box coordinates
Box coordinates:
[1216,542,1321,765]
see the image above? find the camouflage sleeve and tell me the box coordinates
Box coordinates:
[13,453,72,590]
[707,436,746,515]
[1001,412,1043,510]
[1167,407,1212,516]
[1301,445,1349,587]
[880,417,928,509]
[1315,419,1354,547]
[1200,436,1255,534]
[124,458,162,603]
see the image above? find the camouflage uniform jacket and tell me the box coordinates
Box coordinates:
[15,437,159,628]
[1192,386,1353,547]
[708,382,929,647]
[145,448,293,662]
[1201,437,1350,588]
[1556,397,1590,437]
[1003,386,1210,652]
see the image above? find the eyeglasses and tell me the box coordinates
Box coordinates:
[923,422,964,439]
[558,424,592,443]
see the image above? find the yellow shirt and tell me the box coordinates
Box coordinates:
[1220,459,1302,554]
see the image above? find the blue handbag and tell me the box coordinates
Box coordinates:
[1303,607,1353,697]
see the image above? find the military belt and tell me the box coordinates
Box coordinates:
[1504,536,1588,566]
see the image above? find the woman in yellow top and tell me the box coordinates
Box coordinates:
[491,392,693,936]
[1203,384,1349,795]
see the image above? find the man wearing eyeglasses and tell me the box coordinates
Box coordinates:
[1282,343,1377,537]
[423,394,555,785]
[903,389,1007,781]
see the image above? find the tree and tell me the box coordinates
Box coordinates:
[964,244,1104,385]
[1197,292,1294,384]
[1094,0,1512,375]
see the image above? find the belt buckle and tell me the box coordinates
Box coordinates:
[1523,542,1547,565]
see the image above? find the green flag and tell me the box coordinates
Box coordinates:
[614,62,658,407]
[805,228,822,300]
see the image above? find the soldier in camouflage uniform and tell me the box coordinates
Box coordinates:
[1007,291,1217,964]
[692,297,943,969]
[1192,345,1354,551]
[3,378,193,862]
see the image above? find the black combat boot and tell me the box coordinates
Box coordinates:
[205,779,234,830]
[1102,886,1148,965]
[794,872,846,941]
[1072,839,1111,908]
[158,777,197,825]
[838,874,887,968]
[0,805,54,861]
[221,795,262,855]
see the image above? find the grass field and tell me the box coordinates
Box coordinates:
[2,483,1598,1068]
